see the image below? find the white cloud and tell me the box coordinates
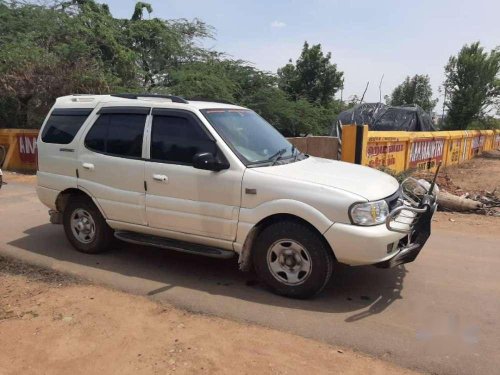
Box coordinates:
[270,20,286,28]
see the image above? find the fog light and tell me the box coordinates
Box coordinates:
[387,242,398,254]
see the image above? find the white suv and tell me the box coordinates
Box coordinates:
[37,94,436,298]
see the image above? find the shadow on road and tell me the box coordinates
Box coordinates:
[8,223,408,320]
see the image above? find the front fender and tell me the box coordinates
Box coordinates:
[234,199,334,252]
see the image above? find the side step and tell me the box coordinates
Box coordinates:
[114,231,235,259]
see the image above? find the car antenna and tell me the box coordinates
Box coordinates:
[428,161,442,195]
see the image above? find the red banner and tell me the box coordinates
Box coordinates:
[17,134,37,164]
[409,138,445,170]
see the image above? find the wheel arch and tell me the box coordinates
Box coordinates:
[55,187,107,219]
[237,212,336,271]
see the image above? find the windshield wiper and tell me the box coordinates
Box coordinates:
[269,148,287,166]
[290,144,307,162]
[292,145,300,162]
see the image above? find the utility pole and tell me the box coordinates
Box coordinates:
[441,85,447,125]
[340,78,344,104]
[378,74,384,103]
[360,81,369,103]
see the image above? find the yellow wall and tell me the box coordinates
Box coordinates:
[1,127,499,174]
[0,129,39,173]
[0,129,343,173]
[342,125,499,173]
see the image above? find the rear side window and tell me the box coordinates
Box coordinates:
[151,115,216,164]
[84,116,107,153]
[85,114,146,158]
[41,108,93,144]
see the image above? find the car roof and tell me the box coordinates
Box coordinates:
[53,94,247,111]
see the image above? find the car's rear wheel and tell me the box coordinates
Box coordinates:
[63,196,113,254]
[252,220,334,299]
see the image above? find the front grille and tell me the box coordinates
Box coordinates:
[385,187,403,211]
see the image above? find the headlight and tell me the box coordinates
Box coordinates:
[349,200,389,226]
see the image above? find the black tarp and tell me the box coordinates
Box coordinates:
[332,102,436,135]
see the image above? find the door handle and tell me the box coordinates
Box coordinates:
[82,162,95,170]
[152,174,168,182]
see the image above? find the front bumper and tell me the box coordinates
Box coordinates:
[324,184,437,267]
[375,198,436,268]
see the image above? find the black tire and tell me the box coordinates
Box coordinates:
[63,195,113,254]
[252,220,334,299]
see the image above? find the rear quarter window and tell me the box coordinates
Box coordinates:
[41,108,93,144]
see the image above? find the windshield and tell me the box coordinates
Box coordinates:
[201,109,294,165]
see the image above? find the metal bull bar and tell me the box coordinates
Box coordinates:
[385,176,438,235]
[378,164,440,268]
[385,204,429,234]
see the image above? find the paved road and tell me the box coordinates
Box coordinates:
[1,179,499,374]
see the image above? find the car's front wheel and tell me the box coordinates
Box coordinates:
[252,220,334,299]
[63,195,113,254]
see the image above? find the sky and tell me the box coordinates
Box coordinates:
[100,0,499,112]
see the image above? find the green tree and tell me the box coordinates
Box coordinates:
[0,0,211,127]
[0,1,111,127]
[125,12,213,89]
[0,1,342,134]
[243,87,336,136]
[278,42,343,106]
[388,74,438,112]
[468,116,500,130]
[443,42,500,130]
[165,56,338,136]
[162,60,238,102]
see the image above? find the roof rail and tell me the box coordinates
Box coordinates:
[188,96,235,105]
[111,93,189,104]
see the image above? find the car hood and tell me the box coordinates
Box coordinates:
[254,156,399,201]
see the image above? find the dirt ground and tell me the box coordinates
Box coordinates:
[415,151,500,197]
[1,153,498,374]
[414,151,500,235]
[0,257,417,375]
[439,151,500,194]
[431,210,500,236]
[414,151,500,219]
[1,170,36,184]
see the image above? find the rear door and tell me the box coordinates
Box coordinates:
[37,108,94,190]
[77,107,149,225]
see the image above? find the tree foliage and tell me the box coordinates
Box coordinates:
[0,1,342,135]
[468,116,500,130]
[387,74,438,112]
[167,58,339,136]
[0,0,213,128]
[0,1,113,127]
[278,42,343,106]
[443,42,500,130]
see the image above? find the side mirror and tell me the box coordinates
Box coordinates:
[192,152,228,172]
